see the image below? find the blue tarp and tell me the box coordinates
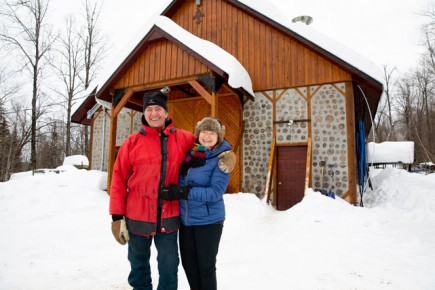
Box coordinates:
[355,120,368,206]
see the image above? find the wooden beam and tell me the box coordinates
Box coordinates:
[211,91,217,117]
[233,120,245,153]
[188,80,212,105]
[264,137,276,204]
[345,82,357,205]
[112,89,134,118]
[304,137,312,194]
[106,89,134,194]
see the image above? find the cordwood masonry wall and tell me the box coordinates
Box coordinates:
[91,108,142,171]
[242,83,350,198]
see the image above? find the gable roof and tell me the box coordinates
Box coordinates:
[72,0,383,124]
[155,16,254,97]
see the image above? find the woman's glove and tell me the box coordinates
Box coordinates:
[161,184,190,200]
[111,218,130,245]
[218,151,236,173]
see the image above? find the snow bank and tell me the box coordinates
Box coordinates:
[364,168,435,221]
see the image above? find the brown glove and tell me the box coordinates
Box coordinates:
[111,219,130,245]
[218,150,236,173]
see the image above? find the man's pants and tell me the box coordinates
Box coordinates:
[128,231,179,290]
[179,223,223,290]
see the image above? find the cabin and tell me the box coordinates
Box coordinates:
[71,0,383,210]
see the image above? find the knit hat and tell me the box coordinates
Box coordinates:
[143,90,168,111]
[194,117,226,146]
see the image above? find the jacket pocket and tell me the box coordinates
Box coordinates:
[206,203,210,216]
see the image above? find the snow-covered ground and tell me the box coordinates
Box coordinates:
[0,167,434,289]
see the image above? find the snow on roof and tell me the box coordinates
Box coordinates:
[367,142,415,164]
[155,16,254,97]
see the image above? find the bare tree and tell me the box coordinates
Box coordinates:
[0,0,56,171]
[81,0,105,89]
[52,16,84,157]
[382,65,397,141]
[414,60,434,148]
[79,0,105,158]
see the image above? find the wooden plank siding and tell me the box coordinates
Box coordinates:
[111,0,351,94]
[114,40,211,89]
[169,0,351,91]
[168,94,242,193]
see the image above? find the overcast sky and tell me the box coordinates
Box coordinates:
[51,0,432,75]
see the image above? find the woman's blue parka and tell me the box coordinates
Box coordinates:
[179,140,231,226]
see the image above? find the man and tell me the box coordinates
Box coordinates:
[110,89,195,290]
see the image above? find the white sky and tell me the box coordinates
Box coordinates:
[1,166,434,289]
[50,0,432,75]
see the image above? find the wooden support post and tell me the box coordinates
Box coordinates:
[264,137,276,204]
[106,89,134,194]
[211,91,217,117]
[304,137,312,194]
[345,82,357,205]
[233,120,245,153]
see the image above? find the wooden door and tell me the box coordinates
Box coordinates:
[276,146,308,210]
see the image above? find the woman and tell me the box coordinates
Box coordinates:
[178,117,235,290]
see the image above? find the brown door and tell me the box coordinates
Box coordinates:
[276,146,307,210]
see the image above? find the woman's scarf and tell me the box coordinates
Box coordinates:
[179,143,208,176]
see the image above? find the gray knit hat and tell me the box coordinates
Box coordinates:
[194,117,226,146]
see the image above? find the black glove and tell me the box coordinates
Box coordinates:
[179,185,191,200]
[160,184,191,200]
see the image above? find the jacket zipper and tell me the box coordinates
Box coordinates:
[159,132,168,230]
[184,168,190,224]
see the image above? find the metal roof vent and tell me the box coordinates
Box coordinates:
[292,15,313,25]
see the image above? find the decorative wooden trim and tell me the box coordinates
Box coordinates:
[295,87,308,99]
[265,136,276,204]
[261,91,273,103]
[332,82,346,95]
[128,110,137,134]
[275,88,288,101]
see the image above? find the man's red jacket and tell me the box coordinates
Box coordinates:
[110,117,195,236]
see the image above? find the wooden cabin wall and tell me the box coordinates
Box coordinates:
[114,40,211,89]
[169,94,242,193]
[110,0,352,94]
[171,0,352,91]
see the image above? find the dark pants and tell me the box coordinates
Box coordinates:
[128,231,179,290]
[179,223,223,290]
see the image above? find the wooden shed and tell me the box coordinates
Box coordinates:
[72,0,383,210]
